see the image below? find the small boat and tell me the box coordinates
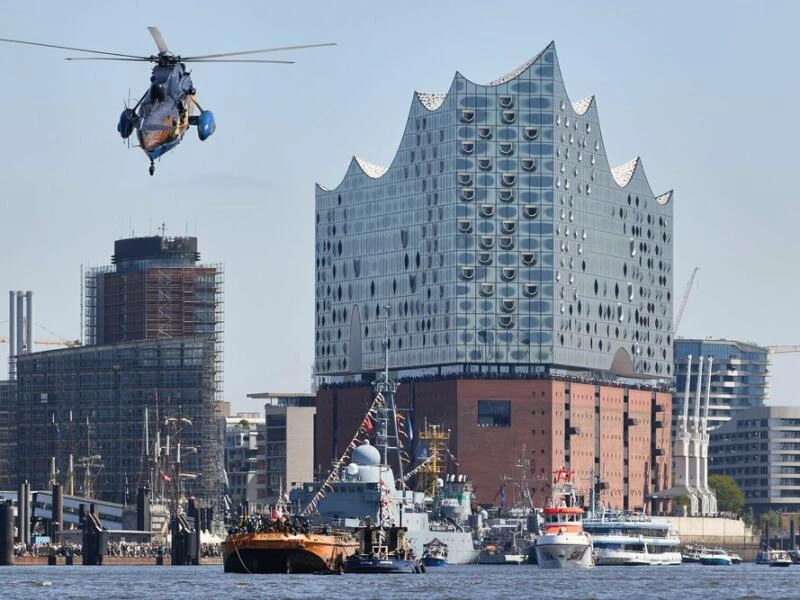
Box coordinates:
[681,545,705,563]
[698,547,733,566]
[343,524,425,574]
[422,538,448,567]
[756,548,788,566]
[765,550,791,567]
[475,543,526,565]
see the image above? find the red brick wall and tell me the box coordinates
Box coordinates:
[314,378,672,510]
[627,389,653,511]
[568,383,596,504]
[598,387,624,509]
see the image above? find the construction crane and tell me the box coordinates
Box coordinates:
[672,267,699,338]
[0,336,81,350]
[767,346,800,355]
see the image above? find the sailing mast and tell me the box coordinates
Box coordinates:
[66,410,75,495]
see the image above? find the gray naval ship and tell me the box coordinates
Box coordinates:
[290,440,479,565]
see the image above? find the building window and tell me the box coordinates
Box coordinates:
[478,400,511,427]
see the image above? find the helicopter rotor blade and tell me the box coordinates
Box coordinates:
[148,26,169,54]
[183,58,294,64]
[182,42,336,61]
[65,57,153,62]
[0,37,147,59]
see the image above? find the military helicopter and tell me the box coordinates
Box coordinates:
[0,27,335,175]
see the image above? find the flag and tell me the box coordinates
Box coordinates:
[406,414,414,444]
[375,392,384,405]
[161,472,172,482]
[364,414,374,434]
[498,484,506,509]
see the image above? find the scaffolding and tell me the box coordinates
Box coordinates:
[14,338,223,505]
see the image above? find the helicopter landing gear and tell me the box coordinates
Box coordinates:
[149,161,155,176]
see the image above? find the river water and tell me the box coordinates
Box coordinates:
[1,563,795,599]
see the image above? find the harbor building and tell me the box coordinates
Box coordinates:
[223,413,266,513]
[11,234,225,506]
[314,43,674,510]
[709,405,800,515]
[673,339,769,432]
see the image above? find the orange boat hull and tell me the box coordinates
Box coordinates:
[222,531,359,574]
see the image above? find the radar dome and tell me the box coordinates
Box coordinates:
[346,463,359,476]
[351,440,381,466]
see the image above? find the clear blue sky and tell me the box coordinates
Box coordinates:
[1,0,798,413]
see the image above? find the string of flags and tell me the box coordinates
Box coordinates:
[301,390,385,516]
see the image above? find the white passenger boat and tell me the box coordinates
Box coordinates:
[582,510,681,566]
[534,467,593,569]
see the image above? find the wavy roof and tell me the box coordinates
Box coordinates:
[610,158,640,187]
[416,91,447,111]
[354,157,387,179]
[572,96,594,115]
[320,42,671,205]
[485,44,550,86]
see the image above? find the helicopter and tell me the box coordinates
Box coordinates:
[0,27,335,175]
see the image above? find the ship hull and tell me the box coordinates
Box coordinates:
[222,532,358,574]
[535,535,594,569]
[343,556,420,574]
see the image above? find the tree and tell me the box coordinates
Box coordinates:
[708,474,745,515]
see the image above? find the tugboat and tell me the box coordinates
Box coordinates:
[343,520,424,574]
[534,467,594,568]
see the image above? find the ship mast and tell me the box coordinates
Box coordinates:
[373,307,405,524]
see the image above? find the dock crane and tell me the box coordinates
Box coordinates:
[673,267,699,338]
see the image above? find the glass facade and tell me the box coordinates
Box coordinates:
[673,338,768,431]
[315,43,673,379]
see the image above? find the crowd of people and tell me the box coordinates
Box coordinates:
[12,541,222,558]
[227,505,313,536]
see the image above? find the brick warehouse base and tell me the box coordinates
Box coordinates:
[316,376,672,511]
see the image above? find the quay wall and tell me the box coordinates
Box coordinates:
[12,556,223,566]
[663,517,761,561]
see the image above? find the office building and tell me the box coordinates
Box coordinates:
[709,405,800,514]
[223,413,266,513]
[313,43,674,509]
[674,338,768,431]
[247,393,316,506]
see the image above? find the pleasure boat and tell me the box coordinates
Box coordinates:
[757,548,791,567]
[534,467,593,568]
[582,510,681,566]
[698,547,733,566]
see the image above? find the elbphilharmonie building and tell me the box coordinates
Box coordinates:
[315,42,673,381]
[314,44,674,508]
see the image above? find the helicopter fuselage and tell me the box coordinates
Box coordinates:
[137,63,195,159]
[118,59,216,168]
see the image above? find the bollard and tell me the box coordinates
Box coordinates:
[0,501,13,565]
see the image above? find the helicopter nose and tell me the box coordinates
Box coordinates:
[150,83,166,103]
